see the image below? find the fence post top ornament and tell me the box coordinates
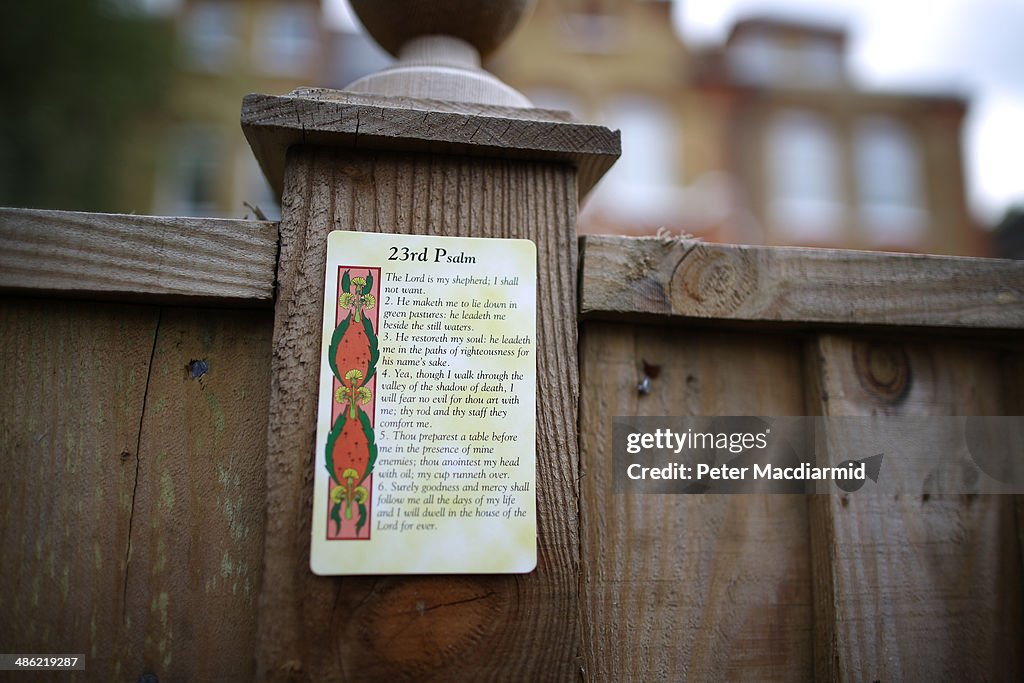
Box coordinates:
[345,0,536,107]
[241,0,621,198]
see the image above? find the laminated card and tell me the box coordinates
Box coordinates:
[310,231,537,574]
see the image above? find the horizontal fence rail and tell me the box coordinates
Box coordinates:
[0,208,278,306]
[580,235,1024,330]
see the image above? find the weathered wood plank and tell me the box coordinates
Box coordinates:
[0,298,272,681]
[805,334,1023,681]
[116,307,272,680]
[0,208,278,305]
[0,298,156,681]
[241,89,620,201]
[999,352,1024,593]
[578,321,813,681]
[257,147,583,681]
[580,235,1024,329]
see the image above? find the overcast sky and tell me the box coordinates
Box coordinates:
[326,0,1024,225]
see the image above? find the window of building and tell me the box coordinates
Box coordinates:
[800,36,844,85]
[561,0,624,54]
[155,124,223,217]
[255,4,319,77]
[729,32,783,85]
[855,116,926,244]
[767,109,843,241]
[183,2,241,72]
[562,13,624,53]
[729,30,845,88]
[590,95,680,222]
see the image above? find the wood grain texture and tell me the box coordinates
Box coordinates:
[0,298,156,682]
[0,207,278,306]
[0,298,272,681]
[579,235,1024,329]
[998,352,1024,596]
[577,321,813,681]
[805,334,1023,682]
[241,89,620,201]
[257,146,582,681]
[116,306,273,681]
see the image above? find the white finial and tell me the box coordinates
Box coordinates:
[344,0,535,107]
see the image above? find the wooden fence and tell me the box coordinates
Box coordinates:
[1,206,1021,681]
[579,235,1023,681]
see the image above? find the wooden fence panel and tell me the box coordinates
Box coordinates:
[116,306,272,681]
[2,215,1022,681]
[0,298,157,679]
[578,322,813,681]
[804,335,1023,681]
[1003,354,1024,581]
[578,235,1024,681]
[0,298,271,681]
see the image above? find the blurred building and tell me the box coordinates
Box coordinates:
[491,0,989,255]
[164,0,325,220]
[129,0,395,220]
[125,0,985,255]
[119,0,326,220]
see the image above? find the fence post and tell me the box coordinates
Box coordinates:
[241,2,619,679]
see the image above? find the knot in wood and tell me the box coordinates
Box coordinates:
[347,577,505,677]
[671,245,756,317]
[852,341,911,404]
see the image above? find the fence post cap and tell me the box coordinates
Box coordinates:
[240,90,621,201]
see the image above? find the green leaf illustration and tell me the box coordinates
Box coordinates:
[356,502,368,535]
[331,502,342,535]
[358,408,377,481]
[362,272,374,295]
[362,315,379,383]
[341,270,351,295]
[324,412,347,485]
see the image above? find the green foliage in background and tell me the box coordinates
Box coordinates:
[0,0,173,212]
[993,205,1024,259]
